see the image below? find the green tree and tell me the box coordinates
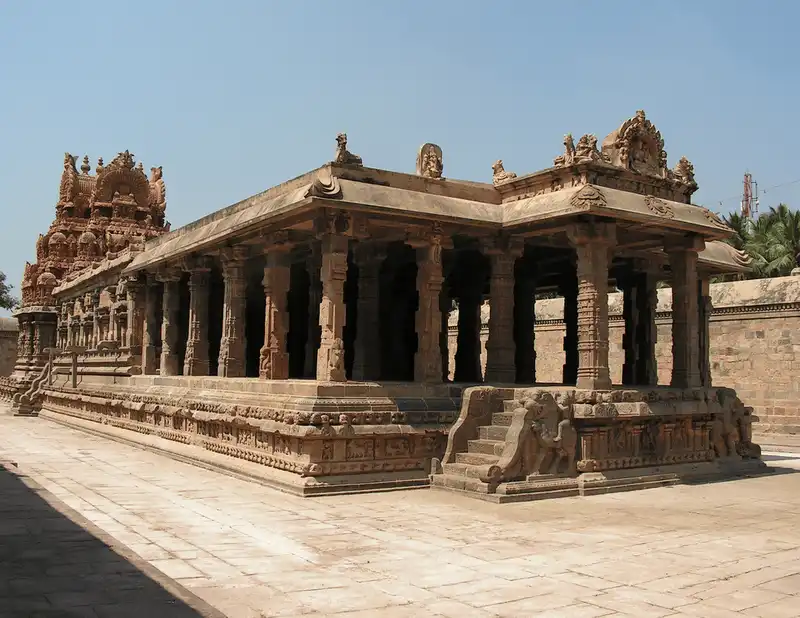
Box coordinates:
[0,271,19,310]
[722,204,799,280]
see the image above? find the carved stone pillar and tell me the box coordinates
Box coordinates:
[217,247,249,377]
[514,260,536,384]
[127,278,145,359]
[183,260,212,376]
[91,290,101,349]
[561,272,578,385]
[567,222,616,391]
[143,278,160,375]
[260,251,291,380]
[636,270,659,386]
[352,243,384,381]
[158,269,182,377]
[412,237,444,383]
[667,237,704,388]
[303,245,322,379]
[316,234,349,382]
[699,277,712,387]
[620,272,638,386]
[485,239,523,383]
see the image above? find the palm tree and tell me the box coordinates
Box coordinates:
[723,204,799,279]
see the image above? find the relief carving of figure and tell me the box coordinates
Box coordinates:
[417,143,443,179]
[553,134,576,167]
[334,133,363,166]
[328,338,345,381]
[491,160,517,185]
[514,394,578,477]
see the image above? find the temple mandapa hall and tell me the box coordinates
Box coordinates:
[1,110,765,502]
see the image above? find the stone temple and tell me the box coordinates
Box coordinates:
[1,111,765,502]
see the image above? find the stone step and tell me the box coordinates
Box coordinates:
[442,462,494,479]
[455,452,500,466]
[503,399,518,413]
[431,473,492,493]
[492,412,514,426]
[468,439,506,456]
[479,425,509,441]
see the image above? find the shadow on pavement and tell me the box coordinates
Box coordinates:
[0,462,224,618]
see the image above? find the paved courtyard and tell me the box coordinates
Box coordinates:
[1,410,800,618]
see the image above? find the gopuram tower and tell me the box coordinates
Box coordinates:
[0,151,168,412]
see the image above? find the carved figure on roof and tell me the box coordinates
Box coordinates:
[149,166,166,214]
[492,160,517,185]
[672,156,698,191]
[334,133,363,167]
[35,234,46,262]
[59,153,78,204]
[574,134,601,163]
[601,110,668,178]
[553,134,576,167]
[417,143,443,179]
[92,150,151,212]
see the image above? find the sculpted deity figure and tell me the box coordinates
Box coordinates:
[574,134,601,162]
[334,133,363,166]
[416,143,443,179]
[492,160,517,185]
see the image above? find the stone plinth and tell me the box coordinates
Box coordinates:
[38,376,463,495]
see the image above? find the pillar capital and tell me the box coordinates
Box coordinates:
[567,221,616,248]
[181,255,214,274]
[155,266,182,283]
[481,234,524,257]
[664,234,705,254]
[219,245,250,267]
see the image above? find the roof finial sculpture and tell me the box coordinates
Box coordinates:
[95,157,104,175]
[334,133,363,167]
[417,143,443,179]
[553,134,576,167]
[81,155,91,175]
[492,160,517,185]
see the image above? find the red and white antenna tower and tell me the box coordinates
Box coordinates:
[741,172,759,219]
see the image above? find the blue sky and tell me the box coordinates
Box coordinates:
[1,0,798,316]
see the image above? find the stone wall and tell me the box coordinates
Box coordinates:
[0,317,18,377]
[448,274,800,436]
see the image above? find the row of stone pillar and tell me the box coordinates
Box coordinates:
[54,224,712,389]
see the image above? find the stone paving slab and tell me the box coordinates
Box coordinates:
[1,409,800,617]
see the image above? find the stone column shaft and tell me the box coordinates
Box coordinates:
[127,281,145,354]
[636,271,659,386]
[413,239,444,383]
[568,222,616,391]
[184,266,211,376]
[668,237,704,388]
[352,243,384,381]
[699,277,712,387]
[316,234,349,382]
[143,280,160,375]
[621,275,639,386]
[485,246,521,383]
[159,272,181,377]
[218,248,248,377]
[304,247,322,379]
[260,252,291,380]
